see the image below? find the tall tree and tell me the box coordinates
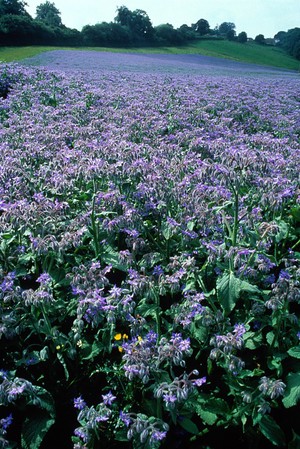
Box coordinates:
[114,5,131,27]
[282,28,300,59]
[218,22,236,36]
[255,34,265,44]
[274,30,286,46]
[192,18,210,36]
[237,31,247,43]
[0,0,28,16]
[115,5,153,41]
[35,1,62,27]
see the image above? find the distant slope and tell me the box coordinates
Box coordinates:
[0,41,299,71]
[178,40,299,70]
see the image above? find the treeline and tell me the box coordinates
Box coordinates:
[275,29,300,60]
[0,1,300,60]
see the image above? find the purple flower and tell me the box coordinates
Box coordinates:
[192,376,207,387]
[233,323,246,337]
[74,427,89,443]
[120,411,132,427]
[279,270,290,280]
[150,430,167,442]
[162,393,177,407]
[0,413,13,430]
[152,265,164,277]
[102,391,116,406]
[74,396,86,410]
[36,272,52,285]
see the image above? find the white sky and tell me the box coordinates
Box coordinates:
[25,0,300,38]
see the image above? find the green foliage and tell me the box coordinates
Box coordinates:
[218,22,236,36]
[282,373,300,408]
[0,0,28,16]
[35,1,62,28]
[217,270,259,314]
[0,38,299,70]
[237,31,248,43]
[282,28,300,60]
[154,24,184,46]
[21,411,55,449]
[0,60,299,449]
[259,415,286,447]
[192,18,210,36]
[255,34,266,45]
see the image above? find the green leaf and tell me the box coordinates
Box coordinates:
[259,415,285,447]
[288,347,300,359]
[217,271,240,314]
[244,331,263,350]
[187,221,195,231]
[183,277,196,292]
[81,341,103,361]
[21,411,55,449]
[30,387,55,417]
[114,430,129,442]
[193,396,227,425]
[196,408,217,426]
[288,430,300,449]
[56,352,69,381]
[178,417,199,435]
[291,206,300,222]
[239,279,261,295]
[266,331,276,347]
[191,324,208,343]
[161,222,172,240]
[102,244,127,272]
[207,358,213,375]
[136,302,158,319]
[203,398,230,416]
[283,372,300,408]
[275,219,289,243]
[217,271,260,314]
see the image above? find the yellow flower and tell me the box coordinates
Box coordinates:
[114,333,122,341]
[56,345,61,351]
[118,346,123,353]
[123,333,129,340]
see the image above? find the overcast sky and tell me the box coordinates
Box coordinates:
[25,0,300,38]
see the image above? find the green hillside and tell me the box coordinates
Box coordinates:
[0,40,299,71]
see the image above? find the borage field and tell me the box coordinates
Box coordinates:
[0,51,299,449]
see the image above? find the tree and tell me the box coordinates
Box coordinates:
[218,22,235,36]
[115,5,153,42]
[274,30,286,46]
[0,14,43,44]
[255,34,265,44]
[81,21,131,47]
[154,23,184,46]
[114,5,131,27]
[0,0,28,16]
[192,18,210,36]
[282,28,300,59]
[36,1,62,27]
[179,24,197,41]
[237,31,247,43]
[226,29,236,40]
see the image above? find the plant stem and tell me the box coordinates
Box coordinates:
[91,194,100,257]
[232,189,239,248]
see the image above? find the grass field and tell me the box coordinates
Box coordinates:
[0,40,299,70]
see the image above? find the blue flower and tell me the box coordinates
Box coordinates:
[102,391,116,406]
[73,396,86,410]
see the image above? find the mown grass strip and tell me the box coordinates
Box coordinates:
[0,41,299,70]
